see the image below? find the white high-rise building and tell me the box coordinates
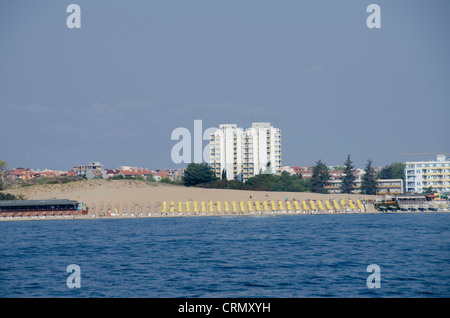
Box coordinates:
[209,122,282,182]
[404,155,450,194]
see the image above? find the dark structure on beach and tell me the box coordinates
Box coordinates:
[0,199,84,218]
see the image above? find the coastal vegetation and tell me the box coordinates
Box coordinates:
[310,160,330,194]
[361,159,377,195]
[1,157,409,197]
[340,155,356,194]
[182,163,218,186]
[0,160,6,191]
[377,162,405,180]
[0,192,24,200]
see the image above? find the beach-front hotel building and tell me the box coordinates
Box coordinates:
[405,155,450,194]
[209,122,282,182]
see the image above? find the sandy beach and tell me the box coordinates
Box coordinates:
[0,179,383,219]
[3,179,378,204]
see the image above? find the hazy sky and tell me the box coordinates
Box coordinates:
[1,0,449,170]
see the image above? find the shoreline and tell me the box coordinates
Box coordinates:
[1,208,449,222]
[2,179,448,222]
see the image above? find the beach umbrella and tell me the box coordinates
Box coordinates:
[224,201,230,213]
[270,200,277,211]
[349,200,356,210]
[239,201,246,212]
[185,201,191,212]
[177,201,182,213]
[209,201,214,213]
[162,201,167,213]
[255,201,262,212]
[232,201,238,213]
[294,200,300,211]
[216,201,222,213]
[263,201,269,211]
[278,200,285,211]
[286,201,293,211]
[247,201,254,212]
[356,200,364,211]
[333,200,341,210]
[194,201,199,213]
[201,201,206,213]
[317,200,325,211]
[310,201,317,211]
[302,200,309,211]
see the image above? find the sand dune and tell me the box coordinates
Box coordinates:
[4,179,377,211]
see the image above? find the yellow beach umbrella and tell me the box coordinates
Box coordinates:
[247,201,254,212]
[278,201,285,211]
[232,201,238,213]
[310,201,317,210]
[349,200,356,210]
[201,201,206,213]
[317,200,325,211]
[294,200,300,211]
[224,201,230,213]
[286,201,293,211]
[177,201,182,213]
[162,201,167,213]
[255,201,262,212]
[302,200,309,211]
[185,201,191,212]
[239,201,246,212]
[209,201,214,213]
[357,200,364,211]
[270,200,277,211]
[333,200,341,210]
[326,200,333,211]
[263,201,269,211]
[216,201,222,212]
[193,201,198,213]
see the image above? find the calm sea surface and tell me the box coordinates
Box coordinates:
[0,213,449,297]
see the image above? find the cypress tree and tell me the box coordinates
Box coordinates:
[361,159,377,195]
[340,154,356,194]
[311,160,330,193]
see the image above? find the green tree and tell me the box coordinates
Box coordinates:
[361,159,377,195]
[245,173,275,191]
[147,173,156,182]
[221,169,226,180]
[378,162,405,180]
[0,160,7,191]
[423,186,433,194]
[311,160,330,193]
[340,154,356,194]
[182,163,218,187]
[159,177,172,183]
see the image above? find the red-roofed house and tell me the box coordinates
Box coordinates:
[152,171,168,181]
[8,168,35,180]
[119,168,152,179]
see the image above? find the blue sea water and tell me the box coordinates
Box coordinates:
[0,213,449,298]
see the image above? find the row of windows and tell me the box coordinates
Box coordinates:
[406,169,450,174]
[406,163,450,168]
